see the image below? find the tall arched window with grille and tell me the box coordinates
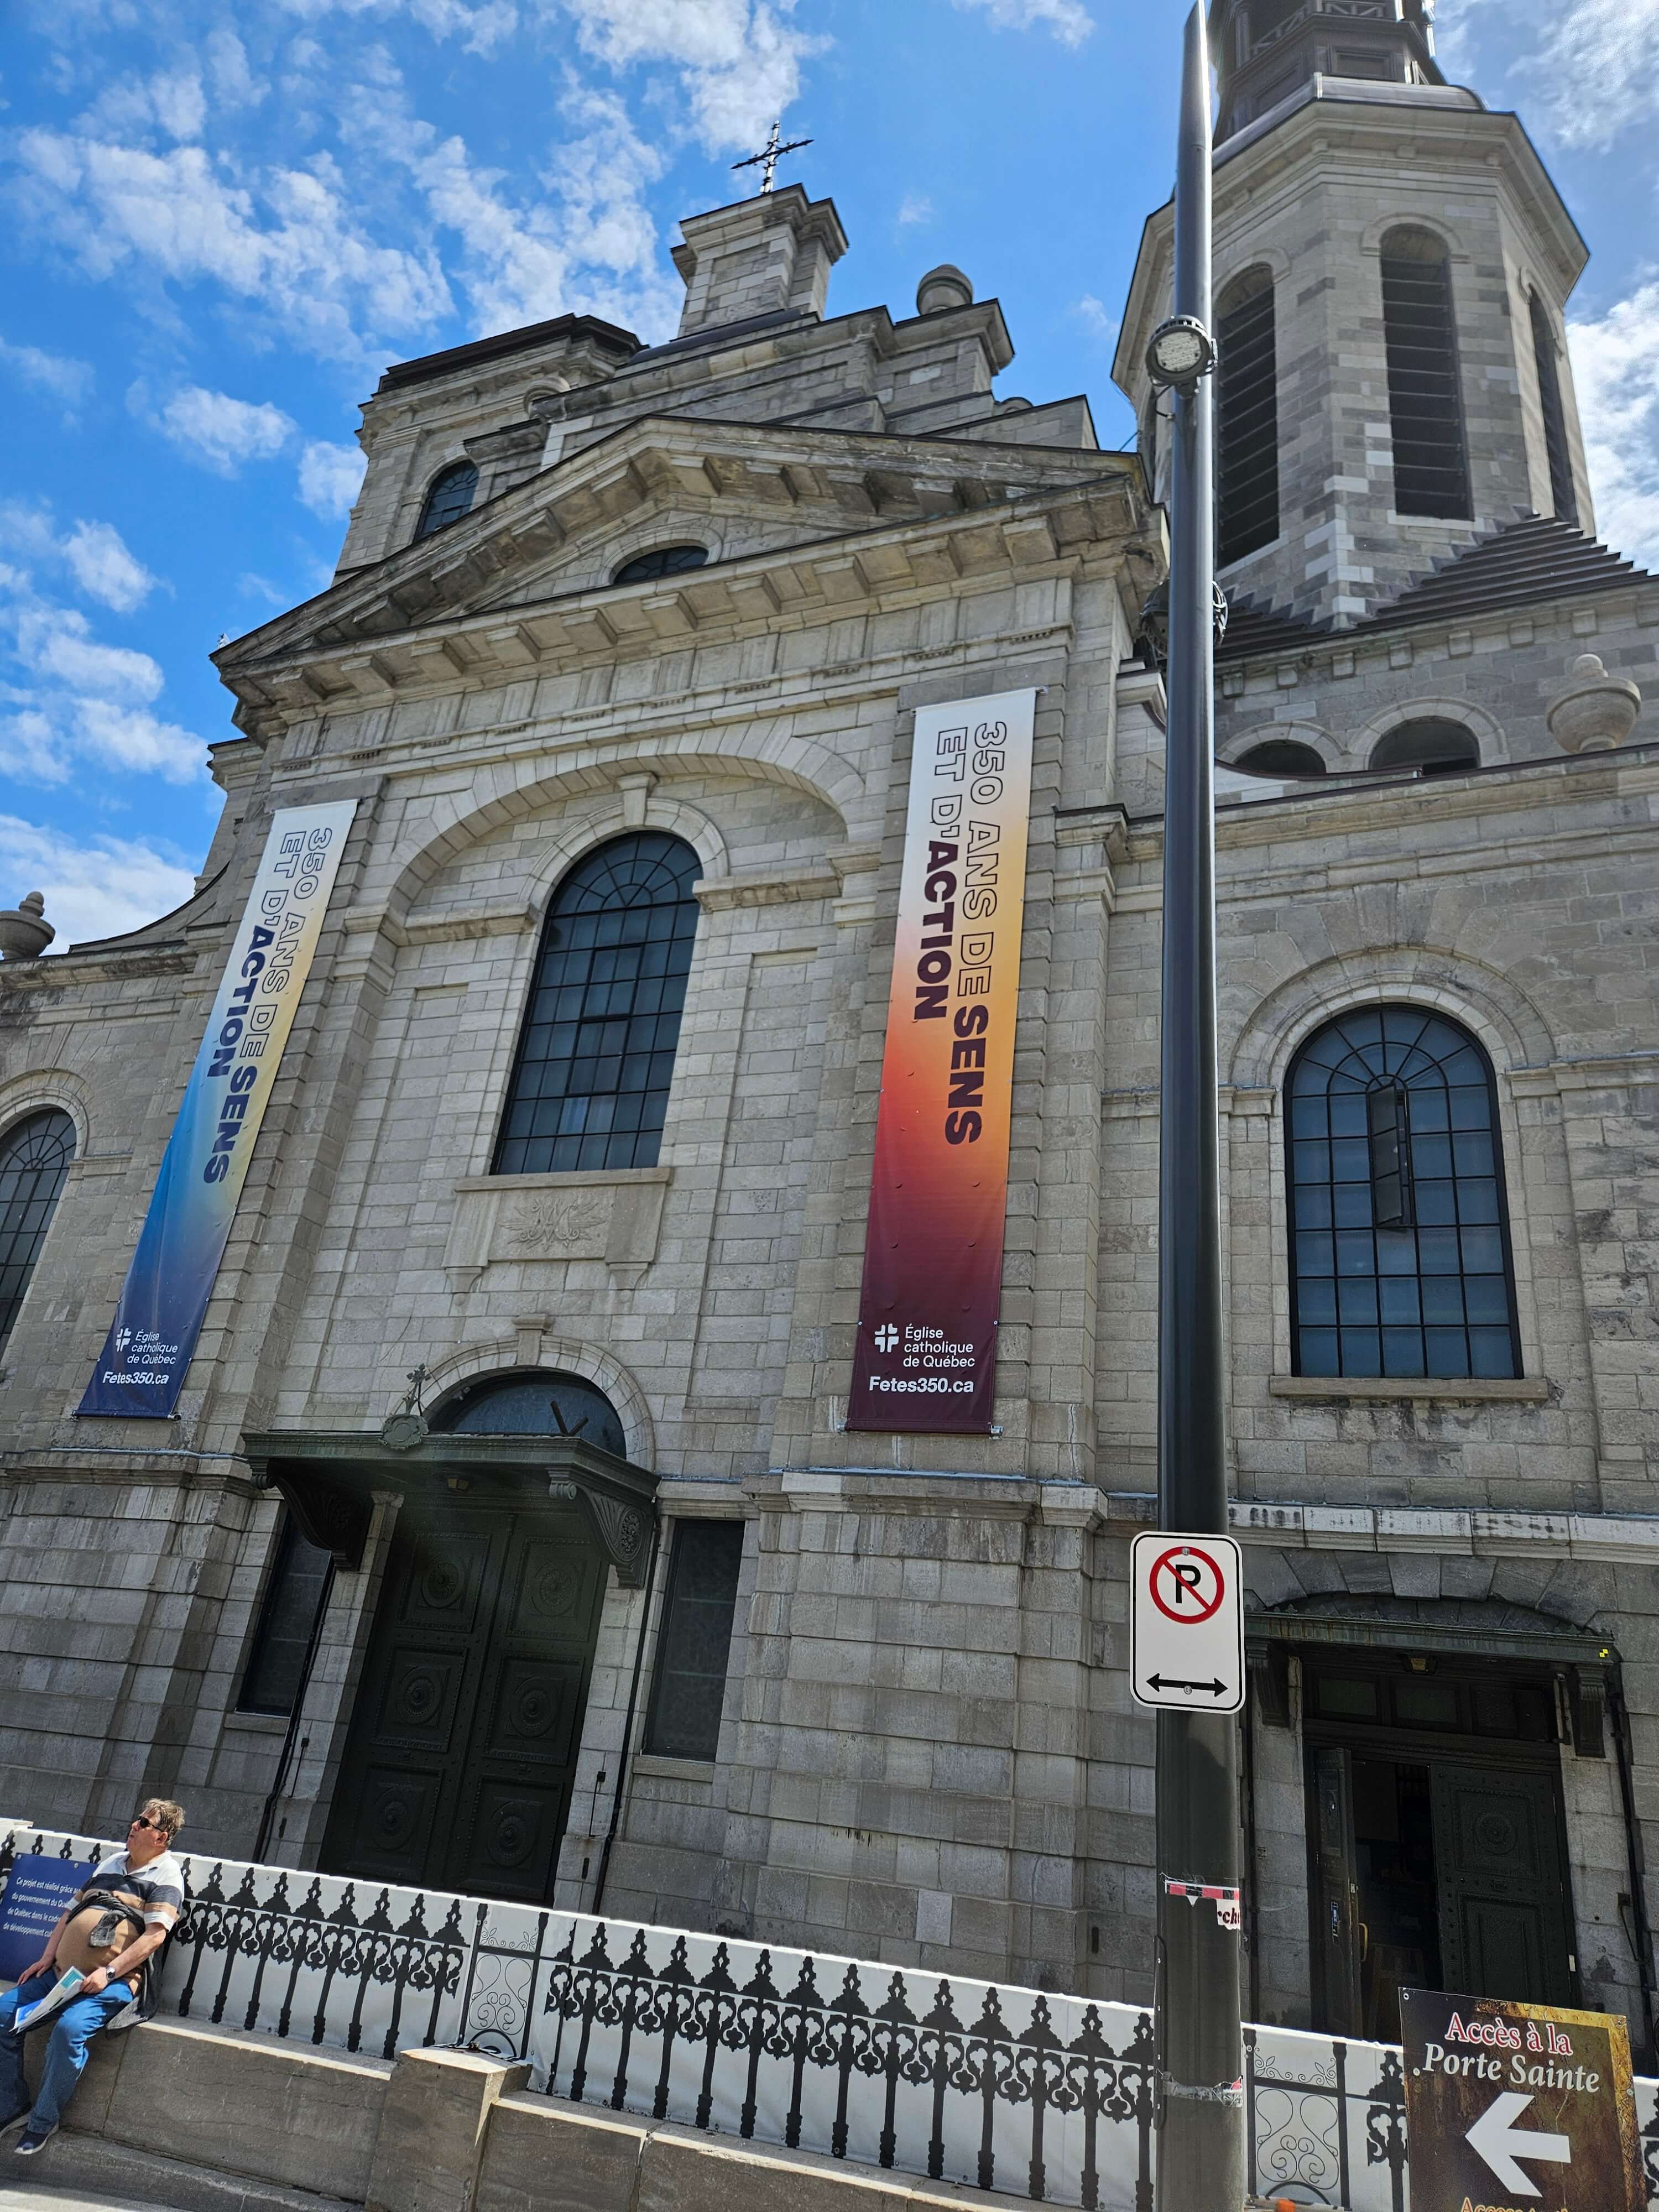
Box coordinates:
[1217,265,1280,565]
[1286,1008,1520,1380]
[494,833,702,1176]
[0,1109,76,1354]
[1527,290,1579,526]
[1380,228,1472,520]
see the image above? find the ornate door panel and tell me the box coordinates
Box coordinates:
[324,1505,605,1902]
[1312,1745,1364,2036]
[447,1528,608,1900]
[1430,1764,1573,2007]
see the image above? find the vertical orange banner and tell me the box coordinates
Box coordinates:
[848,687,1037,1433]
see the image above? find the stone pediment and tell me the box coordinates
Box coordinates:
[213,412,1144,730]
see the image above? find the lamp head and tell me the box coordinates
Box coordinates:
[1146,314,1215,389]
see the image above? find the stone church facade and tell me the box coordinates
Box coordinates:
[2,1,1656,2059]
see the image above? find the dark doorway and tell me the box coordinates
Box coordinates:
[1304,1655,1574,2038]
[323,1498,607,1902]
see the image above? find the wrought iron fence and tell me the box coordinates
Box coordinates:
[3,1824,1656,2209]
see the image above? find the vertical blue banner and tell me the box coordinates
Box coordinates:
[79,800,358,1419]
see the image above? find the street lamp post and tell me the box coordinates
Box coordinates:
[1149,6,1246,2206]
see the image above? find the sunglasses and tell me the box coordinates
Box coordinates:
[130,1815,168,1833]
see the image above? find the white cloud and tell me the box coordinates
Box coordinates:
[86,66,209,144]
[0,815,198,949]
[0,568,206,788]
[1569,278,1659,570]
[951,0,1093,48]
[205,28,267,109]
[1073,294,1119,345]
[0,335,94,411]
[897,193,933,228]
[0,505,161,616]
[146,384,296,474]
[13,600,164,703]
[1506,0,1659,151]
[238,572,290,607]
[61,520,158,614]
[382,85,679,338]
[15,129,453,363]
[274,0,519,55]
[298,437,367,519]
[553,0,826,154]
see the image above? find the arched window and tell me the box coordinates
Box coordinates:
[1527,290,1579,526]
[414,460,478,541]
[494,832,702,1176]
[1217,266,1280,565]
[433,1370,627,1458]
[613,544,708,587]
[1235,739,1327,778]
[1286,1007,1520,1380]
[0,1109,76,1354]
[1369,718,1479,775]
[1380,228,1471,519]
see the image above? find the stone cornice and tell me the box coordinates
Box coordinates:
[1119,744,1659,875]
[1116,93,1586,388]
[216,413,1144,735]
[0,946,196,993]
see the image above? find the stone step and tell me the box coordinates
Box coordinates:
[2,2132,359,2212]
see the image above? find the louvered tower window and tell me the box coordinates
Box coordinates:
[494,833,702,1175]
[1380,229,1472,519]
[1217,266,1280,565]
[1527,291,1579,525]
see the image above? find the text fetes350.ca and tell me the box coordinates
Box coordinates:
[849,688,1037,1434]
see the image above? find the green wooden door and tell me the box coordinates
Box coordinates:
[1429,1763,1574,2006]
[322,1502,606,1902]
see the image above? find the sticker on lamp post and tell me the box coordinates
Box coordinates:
[1130,1530,1244,1713]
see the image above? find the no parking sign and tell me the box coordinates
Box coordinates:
[1130,1531,1245,1712]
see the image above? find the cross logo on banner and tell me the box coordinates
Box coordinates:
[1130,1530,1245,1713]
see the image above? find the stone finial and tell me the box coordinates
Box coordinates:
[916,264,973,317]
[1546,652,1642,755]
[0,890,54,962]
[670,187,848,339]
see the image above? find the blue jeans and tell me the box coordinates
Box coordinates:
[1,1977,134,2131]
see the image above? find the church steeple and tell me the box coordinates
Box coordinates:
[1116,0,1594,628]
[1212,0,1444,145]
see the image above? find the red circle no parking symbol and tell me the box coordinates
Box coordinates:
[1149,1543,1226,1625]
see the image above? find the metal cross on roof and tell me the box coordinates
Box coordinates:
[732,118,812,194]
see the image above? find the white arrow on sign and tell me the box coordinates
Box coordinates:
[1466,2091,1572,2198]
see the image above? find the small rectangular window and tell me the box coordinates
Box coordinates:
[238,1515,333,1718]
[1367,1083,1414,1229]
[644,1521,745,1763]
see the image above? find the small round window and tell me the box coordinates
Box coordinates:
[613,544,708,586]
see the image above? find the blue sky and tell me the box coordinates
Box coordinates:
[3,0,1657,945]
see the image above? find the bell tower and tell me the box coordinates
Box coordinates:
[1115,0,1597,628]
[1212,0,1443,144]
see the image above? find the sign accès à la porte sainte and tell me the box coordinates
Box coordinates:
[1402,1986,1644,2212]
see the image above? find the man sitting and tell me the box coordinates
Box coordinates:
[0,1799,186,2158]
